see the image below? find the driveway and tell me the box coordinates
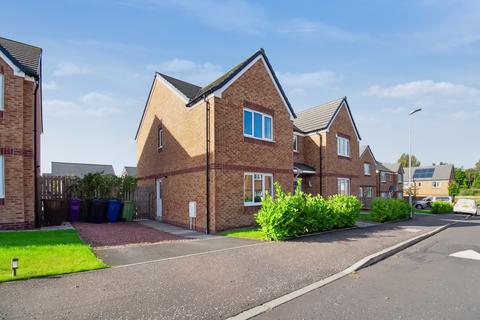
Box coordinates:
[0,214,465,320]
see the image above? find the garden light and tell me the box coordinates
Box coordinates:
[11,257,19,277]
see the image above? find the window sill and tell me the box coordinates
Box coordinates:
[244,136,275,146]
[294,150,299,154]
[244,135,274,143]
[337,155,351,160]
[157,147,163,152]
[244,203,261,207]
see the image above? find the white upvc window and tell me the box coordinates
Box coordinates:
[244,173,273,206]
[0,155,4,198]
[337,135,350,157]
[293,135,299,152]
[359,187,363,198]
[337,178,350,195]
[364,163,371,176]
[432,181,441,188]
[243,108,273,141]
[381,171,386,182]
[0,74,4,111]
[398,174,403,183]
[365,187,373,198]
[158,127,163,150]
[417,182,422,187]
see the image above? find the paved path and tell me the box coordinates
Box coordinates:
[138,220,217,240]
[254,216,480,320]
[0,214,463,320]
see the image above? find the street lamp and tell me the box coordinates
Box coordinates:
[408,108,422,218]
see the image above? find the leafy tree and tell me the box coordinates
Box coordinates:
[448,181,460,201]
[454,168,467,188]
[473,173,480,189]
[465,169,477,188]
[398,153,421,167]
[476,160,480,171]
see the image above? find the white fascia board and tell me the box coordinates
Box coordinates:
[188,93,215,110]
[327,101,361,141]
[156,73,189,103]
[0,50,35,81]
[213,55,295,120]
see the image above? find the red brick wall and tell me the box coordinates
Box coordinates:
[358,148,377,208]
[0,57,37,229]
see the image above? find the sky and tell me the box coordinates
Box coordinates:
[2,0,480,174]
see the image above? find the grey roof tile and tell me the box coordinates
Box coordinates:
[0,37,42,78]
[376,162,394,173]
[383,163,403,173]
[123,166,136,176]
[293,97,345,133]
[294,162,316,174]
[157,73,201,100]
[51,162,115,177]
[404,164,454,181]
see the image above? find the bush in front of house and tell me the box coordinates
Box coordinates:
[255,182,361,241]
[431,200,453,214]
[370,198,411,223]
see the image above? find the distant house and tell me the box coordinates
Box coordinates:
[358,145,377,208]
[122,166,136,177]
[403,164,454,197]
[49,162,115,178]
[0,37,43,230]
[376,162,404,199]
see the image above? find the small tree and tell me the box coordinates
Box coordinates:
[398,153,420,167]
[448,181,460,201]
[473,173,480,189]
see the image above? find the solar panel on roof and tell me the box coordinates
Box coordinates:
[413,168,434,179]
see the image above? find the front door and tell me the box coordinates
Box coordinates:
[156,179,162,220]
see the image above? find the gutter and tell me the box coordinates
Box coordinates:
[204,95,210,234]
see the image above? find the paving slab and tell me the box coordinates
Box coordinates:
[138,219,217,240]
[0,214,462,320]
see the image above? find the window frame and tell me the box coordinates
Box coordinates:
[336,135,350,157]
[0,155,4,199]
[243,172,273,206]
[398,174,403,183]
[381,171,386,183]
[364,163,371,176]
[337,178,350,195]
[243,108,273,142]
[432,181,441,188]
[365,186,373,198]
[158,126,164,150]
[293,135,299,152]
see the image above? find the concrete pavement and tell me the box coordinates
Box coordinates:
[0,214,464,320]
[254,216,480,320]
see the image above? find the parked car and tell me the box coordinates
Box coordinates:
[414,196,452,209]
[454,199,478,215]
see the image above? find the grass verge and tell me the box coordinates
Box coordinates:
[0,229,106,282]
[218,227,265,240]
[356,212,378,222]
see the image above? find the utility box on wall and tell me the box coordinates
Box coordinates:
[189,201,197,218]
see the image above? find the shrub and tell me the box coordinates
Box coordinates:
[370,198,411,222]
[255,182,361,240]
[431,200,453,214]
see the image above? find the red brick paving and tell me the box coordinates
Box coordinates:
[73,222,186,247]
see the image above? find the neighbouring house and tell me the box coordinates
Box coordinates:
[292,97,362,197]
[357,145,377,208]
[48,162,116,177]
[403,164,454,198]
[122,166,136,177]
[376,162,404,199]
[136,48,364,233]
[0,37,42,230]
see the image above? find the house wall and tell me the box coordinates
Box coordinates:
[377,170,404,198]
[411,179,450,197]
[136,77,215,231]
[0,57,36,230]
[213,59,293,231]
[322,105,361,197]
[358,149,377,208]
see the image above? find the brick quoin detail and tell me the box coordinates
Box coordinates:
[0,147,33,157]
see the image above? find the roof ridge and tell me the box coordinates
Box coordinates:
[296,96,345,115]
[0,36,42,51]
[52,161,113,166]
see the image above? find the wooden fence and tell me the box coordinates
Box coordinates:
[38,176,153,220]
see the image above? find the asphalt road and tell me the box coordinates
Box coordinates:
[254,216,480,320]
[0,215,453,320]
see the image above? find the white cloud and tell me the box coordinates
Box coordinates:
[147,58,223,85]
[45,92,134,118]
[279,70,338,90]
[43,80,58,90]
[53,62,90,77]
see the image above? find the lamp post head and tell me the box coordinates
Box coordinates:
[409,108,422,116]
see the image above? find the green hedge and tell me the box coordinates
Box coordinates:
[431,200,453,214]
[459,189,480,196]
[370,198,411,223]
[255,182,361,240]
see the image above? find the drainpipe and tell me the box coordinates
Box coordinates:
[204,95,210,234]
[33,79,39,228]
[317,132,323,196]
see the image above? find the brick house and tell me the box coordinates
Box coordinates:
[357,145,377,208]
[0,37,42,230]
[376,162,404,199]
[403,164,454,198]
[136,49,364,233]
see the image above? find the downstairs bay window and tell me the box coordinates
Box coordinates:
[244,173,273,206]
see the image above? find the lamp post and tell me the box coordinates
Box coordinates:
[408,108,422,218]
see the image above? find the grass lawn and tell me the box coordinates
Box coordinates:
[218,227,265,240]
[0,229,106,282]
[357,212,378,222]
[414,208,433,214]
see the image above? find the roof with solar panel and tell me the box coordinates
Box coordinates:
[404,164,454,181]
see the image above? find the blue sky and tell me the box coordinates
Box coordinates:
[2,0,479,174]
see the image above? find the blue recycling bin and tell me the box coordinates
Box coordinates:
[106,200,122,223]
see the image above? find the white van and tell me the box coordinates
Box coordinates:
[413,196,452,209]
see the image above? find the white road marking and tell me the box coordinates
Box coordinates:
[449,250,480,261]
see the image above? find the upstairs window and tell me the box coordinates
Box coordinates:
[398,174,403,183]
[364,163,371,176]
[337,135,350,157]
[432,181,441,188]
[158,127,164,150]
[0,74,4,111]
[293,135,299,152]
[243,108,273,141]
[381,171,386,182]
[0,155,4,198]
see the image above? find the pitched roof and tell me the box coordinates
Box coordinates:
[404,164,454,181]
[157,73,201,100]
[123,166,137,176]
[359,145,377,162]
[51,162,116,178]
[293,97,361,139]
[383,163,403,173]
[376,162,394,173]
[0,37,42,78]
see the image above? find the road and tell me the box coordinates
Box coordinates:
[254,216,480,320]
